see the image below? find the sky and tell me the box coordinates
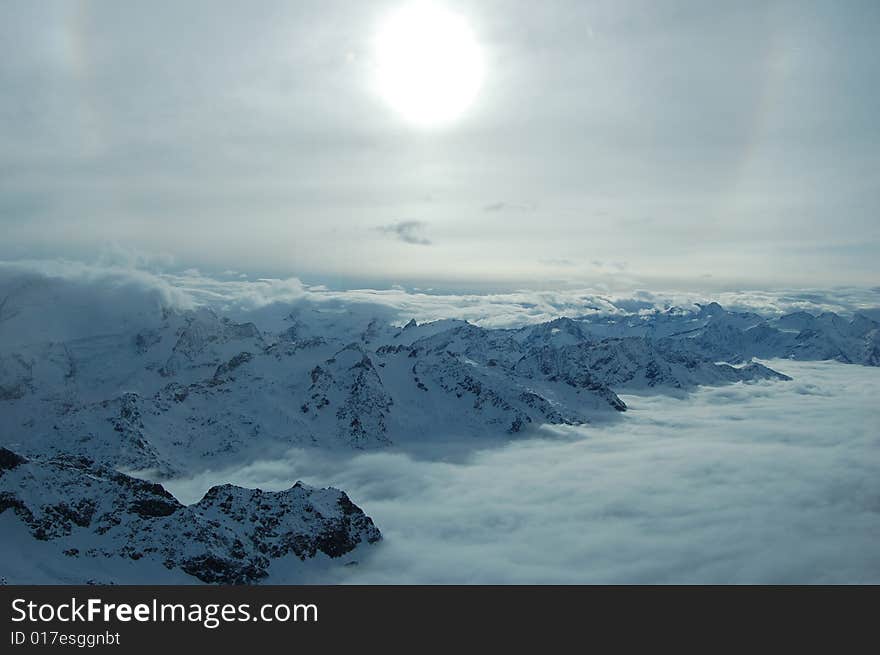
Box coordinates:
[1,0,878,291]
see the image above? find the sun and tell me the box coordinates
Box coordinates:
[373,2,485,126]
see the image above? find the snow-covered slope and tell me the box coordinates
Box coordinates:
[8,299,873,475]
[553,303,880,366]
[0,447,380,584]
[515,338,790,392]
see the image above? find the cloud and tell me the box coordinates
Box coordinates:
[590,259,628,273]
[164,359,880,583]
[538,258,575,267]
[2,259,880,347]
[377,221,432,246]
[0,259,195,347]
[483,202,536,212]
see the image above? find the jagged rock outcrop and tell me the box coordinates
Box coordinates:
[0,448,381,584]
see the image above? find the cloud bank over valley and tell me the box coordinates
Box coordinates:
[166,359,880,584]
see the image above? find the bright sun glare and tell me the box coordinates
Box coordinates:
[374,2,485,126]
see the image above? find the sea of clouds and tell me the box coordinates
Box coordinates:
[165,359,880,584]
[2,257,879,582]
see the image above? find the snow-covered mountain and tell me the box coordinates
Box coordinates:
[0,447,380,584]
[558,302,880,366]
[0,301,808,475]
[514,338,789,392]
[2,287,877,583]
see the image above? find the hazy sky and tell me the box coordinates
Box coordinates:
[1,0,878,290]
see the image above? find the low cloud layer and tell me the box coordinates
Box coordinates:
[1,260,879,347]
[165,359,880,583]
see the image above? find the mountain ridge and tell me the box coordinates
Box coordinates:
[5,300,875,476]
[0,446,380,584]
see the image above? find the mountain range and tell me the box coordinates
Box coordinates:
[1,292,877,582]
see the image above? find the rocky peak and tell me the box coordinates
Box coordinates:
[0,448,381,584]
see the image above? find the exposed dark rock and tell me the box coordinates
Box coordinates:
[0,447,27,473]
[0,448,382,584]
